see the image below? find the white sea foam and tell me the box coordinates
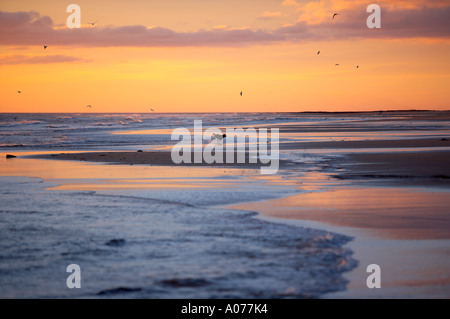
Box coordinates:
[0,176,355,298]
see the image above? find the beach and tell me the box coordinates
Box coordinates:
[1,111,450,298]
[2,0,450,304]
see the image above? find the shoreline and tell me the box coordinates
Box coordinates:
[224,145,450,298]
[253,213,450,299]
[229,185,450,240]
[2,132,450,298]
[18,143,450,239]
[24,151,285,168]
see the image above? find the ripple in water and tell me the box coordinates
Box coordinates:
[0,177,357,298]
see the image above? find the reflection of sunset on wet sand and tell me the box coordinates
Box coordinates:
[231,187,450,240]
[1,112,450,299]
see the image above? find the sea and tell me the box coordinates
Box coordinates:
[1,111,407,299]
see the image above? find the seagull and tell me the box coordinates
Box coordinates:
[356,65,359,68]
[86,105,92,108]
[240,91,243,96]
[43,45,47,49]
[17,91,21,93]
[332,13,339,19]
[317,51,320,55]
[335,64,340,66]
[150,108,155,112]
[89,21,98,26]
[211,133,226,142]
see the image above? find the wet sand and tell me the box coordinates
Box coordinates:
[255,214,450,299]
[230,185,450,298]
[282,138,450,149]
[329,150,450,188]
[230,187,450,240]
[229,173,450,298]
[224,134,450,298]
[26,151,284,168]
[9,113,450,298]
[25,136,450,164]
[23,138,450,239]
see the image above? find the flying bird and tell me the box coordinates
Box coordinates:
[317,51,320,55]
[356,65,359,68]
[86,105,92,108]
[43,45,47,49]
[335,64,340,66]
[240,91,243,96]
[211,133,226,142]
[332,13,339,19]
[150,108,155,112]
[17,91,21,93]
[89,21,98,26]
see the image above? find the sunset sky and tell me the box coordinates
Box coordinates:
[1,0,449,113]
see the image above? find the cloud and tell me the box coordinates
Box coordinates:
[0,5,449,50]
[0,54,88,65]
[258,11,284,21]
[282,0,300,7]
[286,1,450,40]
[0,11,284,47]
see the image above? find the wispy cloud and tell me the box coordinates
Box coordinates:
[258,11,284,21]
[0,54,88,65]
[282,0,300,7]
[0,5,449,49]
[0,11,284,47]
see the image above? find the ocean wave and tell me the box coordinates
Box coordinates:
[0,120,43,126]
[0,176,356,299]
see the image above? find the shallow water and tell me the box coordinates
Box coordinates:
[0,176,355,298]
[1,111,449,298]
[0,113,324,150]
[2,112,449,151]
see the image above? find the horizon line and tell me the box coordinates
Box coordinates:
[1,109,449,114]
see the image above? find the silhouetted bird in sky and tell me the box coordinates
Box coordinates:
[240,91,243,96]
[356,65,359,68]
[89,21,98,26]
[17,91,21,93]
[43,45,47,49]
[317,51,320,55]
[150,108,155,112]
[212,133,226,141]
[86,105,92,108]
[335,64,340,66]
[332,13,339,19]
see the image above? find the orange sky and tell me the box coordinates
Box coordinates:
[1,0,449,113]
